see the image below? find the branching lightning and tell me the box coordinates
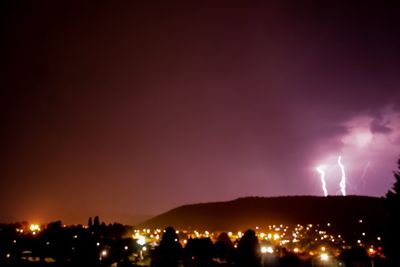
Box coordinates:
[359,161,371,191]
[360,161,371,180]
[316,165,328,197]
[337,156,346,196]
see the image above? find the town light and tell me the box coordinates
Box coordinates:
[261,246,274,254]
[320,253,329,261]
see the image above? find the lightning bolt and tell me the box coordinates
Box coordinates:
[337,156,346,196]
[360,161,371,180]
[316,165,328,197]
[360,161,370,191]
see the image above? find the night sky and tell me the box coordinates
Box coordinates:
[1,1,400,224]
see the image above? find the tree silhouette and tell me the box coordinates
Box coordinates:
[236,229,261,267]
[385,158,400,266]
[214,232,235,264]
[151,226,182,267]
[340,247,369,267]
[386,159,400,200]
[184,238,213,265]
[93,216,100,229]
[88,217,93,229]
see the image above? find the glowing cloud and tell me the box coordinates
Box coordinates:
[314,106,400,196]
[342,128,373,148]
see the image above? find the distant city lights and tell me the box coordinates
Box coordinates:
[3,219,386,265]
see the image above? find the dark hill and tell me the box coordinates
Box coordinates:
[139,196,386,236]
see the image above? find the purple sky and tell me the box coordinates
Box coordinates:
[1,1,400,224]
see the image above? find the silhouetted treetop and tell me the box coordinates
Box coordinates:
[386,158,400,199]
[236,229,261,267]
[384,158,400,266]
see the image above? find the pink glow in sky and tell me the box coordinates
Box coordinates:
[1,1,400,224]
[313,107,400,196]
